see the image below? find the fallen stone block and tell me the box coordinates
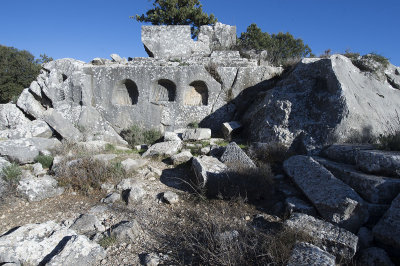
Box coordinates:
[142,141,182,158]
[220,142,256,169]
[321,144,374,165]
[373,193,400,255]
[192,155,227,188]
[221,121,241,139]
[285,213,358,261]
[17,173,64,202]
[70,214,105,235]
[171,151,193,165]
[111,220,142,242]
[182,128,211,141]
[356,149,400,177]
[315,156,400,204]
[283,156,369,232]
[287,242,335,266]
[43,108,83,142]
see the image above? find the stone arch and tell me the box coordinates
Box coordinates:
[151,79,176,102]
[112,79,139,105]
[184,81,208,106]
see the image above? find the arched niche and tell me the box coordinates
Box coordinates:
[112,79,139,105]
[184,81,208,106]
[151,79,176,102]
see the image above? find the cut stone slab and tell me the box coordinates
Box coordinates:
[287,242,335,266]
[321,144,374,165]
[43,108,83,142]
[17,173,64,202]
[283,156,369,232]
[220,142,256,169]
[221,121,242,139]
[182,128,211,141]
[111,220,142,242]
[0,137,61,164]
[121,158,147,172]
[142,141,182,158]
[357,247,394,266]
[70,214,105,234]
[171,151,193,165]
[315,156,400,204]
[356,149,400,177]
[285,213,358,261]
[373,193,400,255]
[0,221,105,266]
[192,155,227,188]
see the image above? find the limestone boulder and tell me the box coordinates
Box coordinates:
[373,193,400,255]
[171,151,193,165]
[70,214,105,234]
[111,220,142,242]
[220,142,256,169]
[221,121,241,139]
[121,158,147,172]
[287,242,335,266]
[283,156,368,232]
[17,172,64,202]
[182,128,211,141]
[0,103,30,130]
[242,55,400,147]
[43,108,83,142]
[16,89,46,119]
[142,141,182,158]
[285,213,358,260]
[0,221,105,265]
[0,138,61,164]
[192,155,227,188]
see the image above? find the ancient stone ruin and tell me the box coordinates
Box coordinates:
[1,23,400,265]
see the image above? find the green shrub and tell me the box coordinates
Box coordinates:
[98,235,117,248]
[34,155,54,169]
[120,125,162,148]
[1,163,22,184]
[187,121,199,128]
[104,143,116,152]
[56,158,125,194]
[342,49,360,60]
[365,52,389,68]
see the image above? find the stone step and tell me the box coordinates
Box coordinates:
[283,155,369,232]
[356,149,400,178]
[321,144,374,165]
[314,156,400,204]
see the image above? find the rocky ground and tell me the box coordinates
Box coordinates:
[1,128,399,265]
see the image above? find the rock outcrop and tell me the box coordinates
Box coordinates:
[243,55,400,148]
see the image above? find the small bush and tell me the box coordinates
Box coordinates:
[342,49,360,60]
[1,163,22,184]
[120,125,162,148]
[158,203,311,265]
[98,235,117,249]
[366,52,389,68]
[56,158,125,194]
[377,131,400,151]
[207,164,274,201]
[104,143,116,152]
[187,121,199,129]
[34,155,54,169]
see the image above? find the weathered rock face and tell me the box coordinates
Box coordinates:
[243,55,400,147]
[283,156,369,232]
[287,242,335,266]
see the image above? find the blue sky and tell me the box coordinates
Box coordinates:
[1,0,399,65]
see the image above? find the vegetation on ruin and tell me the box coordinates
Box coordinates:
[237,23,314,65]
[133,0,217,38]
[120,125,162,148]
[1,163,22,185]
[34,155,54,169]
